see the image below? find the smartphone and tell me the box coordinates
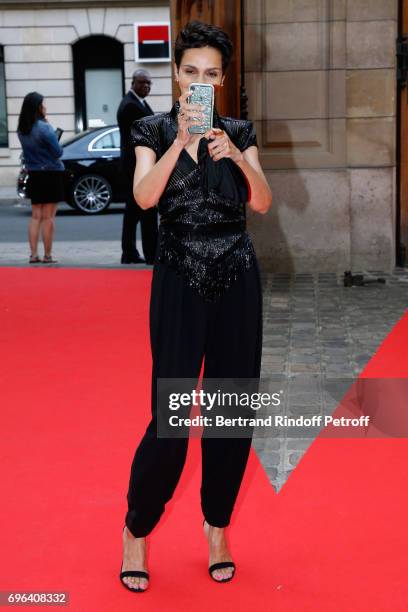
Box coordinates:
[187,83,214,134]
[55,127,64,141]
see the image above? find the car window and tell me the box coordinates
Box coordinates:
[61,130,94,146]
[111,129,120,149]
[92,132,114,150]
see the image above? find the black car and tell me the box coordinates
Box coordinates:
[17,126,126,214]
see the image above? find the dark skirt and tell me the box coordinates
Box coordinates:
[28,170,65,205]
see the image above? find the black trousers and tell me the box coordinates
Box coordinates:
[121,170,158,261]
[125,258,263,537]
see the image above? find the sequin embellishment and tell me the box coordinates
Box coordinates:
[130,102,259,302]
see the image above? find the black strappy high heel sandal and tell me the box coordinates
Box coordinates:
[119,525,149,592]
[208,560,236,583]
[203,519,236,583]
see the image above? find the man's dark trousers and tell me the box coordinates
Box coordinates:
[122,169,158,263]
[117,91,158,261]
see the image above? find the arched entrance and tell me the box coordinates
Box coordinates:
[72,36,124,131]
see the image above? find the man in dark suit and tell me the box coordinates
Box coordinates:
[117,69,158,264]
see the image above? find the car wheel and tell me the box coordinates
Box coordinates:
[72,174,112,214]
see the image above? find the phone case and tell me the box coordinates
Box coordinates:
[187,83,214,134]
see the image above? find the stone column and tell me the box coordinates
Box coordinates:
[346,0,397,271]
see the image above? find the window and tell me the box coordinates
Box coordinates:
[90,129,120,151]
[0,46,8,147]
[111,128,120,149]
[94,133,114,149]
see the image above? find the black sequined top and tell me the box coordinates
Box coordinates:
[131,100,259,302]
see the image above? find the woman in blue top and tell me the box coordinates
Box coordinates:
[17,92,64,264]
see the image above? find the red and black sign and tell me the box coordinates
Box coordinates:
[135,23,170,61]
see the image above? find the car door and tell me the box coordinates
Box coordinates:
[88,128,121,197]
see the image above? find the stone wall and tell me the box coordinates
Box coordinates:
[244,0,397,272]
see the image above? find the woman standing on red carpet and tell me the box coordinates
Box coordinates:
[120,20,272,592]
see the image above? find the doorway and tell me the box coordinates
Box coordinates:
[84,68,123,127]
[72,36,124,132]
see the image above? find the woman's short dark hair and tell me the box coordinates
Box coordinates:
[174,20,233,73]
[17,91,44,135]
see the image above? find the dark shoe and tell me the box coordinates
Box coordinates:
[29,255,41,264]
[121,254,146,264]
[119,526,149,592]
[208,561,236,583]
[203,519,236,583]
[119,565,149,592]
[42,255,58,264]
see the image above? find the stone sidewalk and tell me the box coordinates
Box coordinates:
[257,268,408,491]
[0,240,144,268]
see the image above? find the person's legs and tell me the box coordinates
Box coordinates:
[28,204,43,257]
[200,262,263,580]
[122,262,207,588]
[140,207,158,263]
[40,203,58,258]
[121,174,142,260]
[126,261,208,535]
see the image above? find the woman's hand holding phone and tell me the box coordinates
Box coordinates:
[174,91,205,147]
[174,89,243,164]
[204,127,243,164]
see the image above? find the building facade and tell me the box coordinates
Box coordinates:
[0,0,171,186]
[0,0,400,273]
[244,0,398,273]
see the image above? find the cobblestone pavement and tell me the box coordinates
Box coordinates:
[256,269,408,492]
[1,242,407,491]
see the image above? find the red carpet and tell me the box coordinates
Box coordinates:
[0,267,407,611]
